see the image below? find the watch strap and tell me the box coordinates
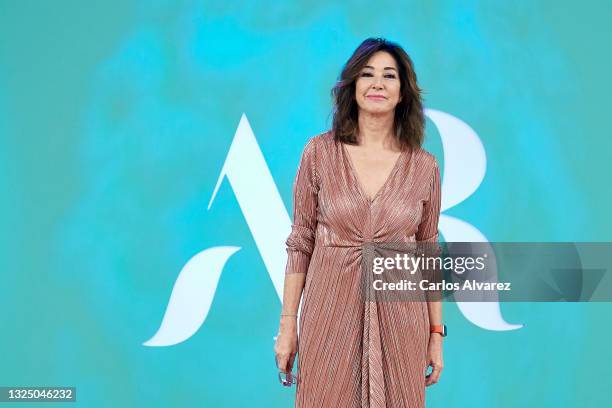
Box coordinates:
[430,324,447,337]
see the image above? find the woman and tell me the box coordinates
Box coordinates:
[274,37,444,408]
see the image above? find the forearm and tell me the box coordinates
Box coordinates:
[427,299,442,326]
[274,272,305,373]
[279,273,306,330]
[424,245,442,326]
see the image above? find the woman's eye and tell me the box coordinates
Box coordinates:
[360,72,396,79]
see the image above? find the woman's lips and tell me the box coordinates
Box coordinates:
[366,95,386,101]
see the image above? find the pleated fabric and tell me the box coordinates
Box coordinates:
[284,130,441,408]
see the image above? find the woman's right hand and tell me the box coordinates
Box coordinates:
[274,317,298,373]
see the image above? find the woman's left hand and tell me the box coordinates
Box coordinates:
[425,334,444,386]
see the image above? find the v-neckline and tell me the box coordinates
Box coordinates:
[341,142,407,204]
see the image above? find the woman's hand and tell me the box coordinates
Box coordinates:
[425,334,444,386]
[274,317,298,374]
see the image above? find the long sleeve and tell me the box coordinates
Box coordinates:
[284,137,319,275]
[416,157,441,247]
[416,157,442,301]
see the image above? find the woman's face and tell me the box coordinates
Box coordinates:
[354,51,402,115]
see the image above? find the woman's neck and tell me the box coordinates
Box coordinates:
[357,110,398,150]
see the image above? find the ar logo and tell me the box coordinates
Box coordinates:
[143,110,522,347]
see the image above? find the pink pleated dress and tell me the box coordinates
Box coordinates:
[284,130,441,408]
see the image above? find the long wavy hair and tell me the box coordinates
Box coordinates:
[331,37,425,150]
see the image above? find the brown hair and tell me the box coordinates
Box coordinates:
[330,37,425,150]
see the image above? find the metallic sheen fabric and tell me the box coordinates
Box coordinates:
[285,131,441,408]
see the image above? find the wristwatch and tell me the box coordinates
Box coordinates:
[430,324,447,337]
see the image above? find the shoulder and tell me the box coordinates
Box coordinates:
[412,147,440,170]
[412,147,440,187]
[305,129,333,149]
[297,130,331,173]
[302,130,333,157]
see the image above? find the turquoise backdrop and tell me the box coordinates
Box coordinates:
[1,1,611,406]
